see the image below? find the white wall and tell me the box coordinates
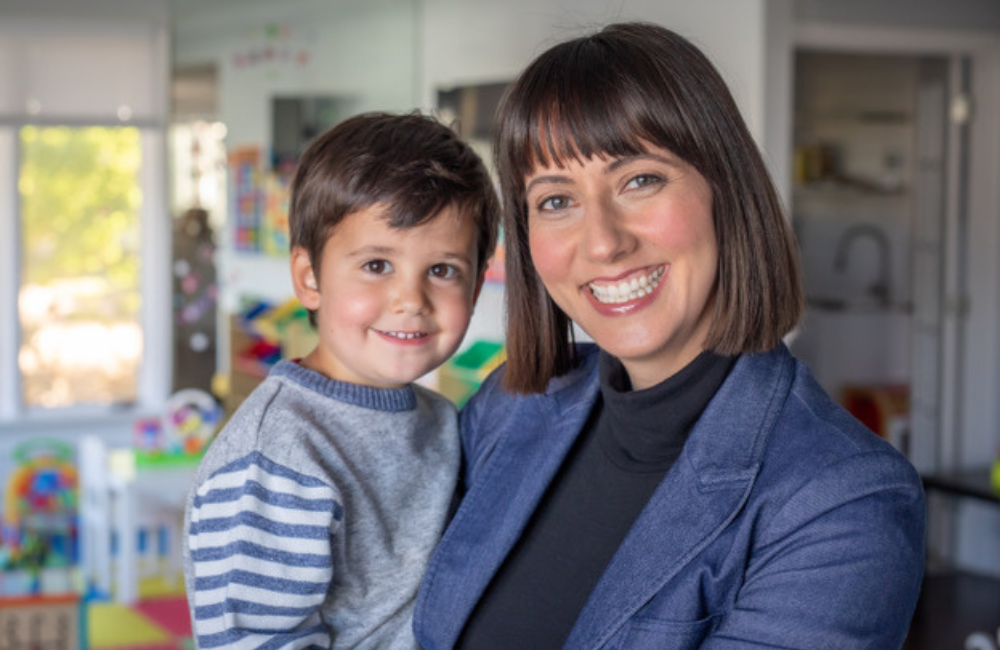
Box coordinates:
[0,0,169,24]
[419,0,770,139]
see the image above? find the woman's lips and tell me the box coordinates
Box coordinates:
[587,265,665,304]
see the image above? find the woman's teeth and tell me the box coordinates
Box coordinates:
[588,267,664,304]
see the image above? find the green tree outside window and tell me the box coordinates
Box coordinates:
[19,126,143,408]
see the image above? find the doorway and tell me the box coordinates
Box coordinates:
[788,50,957,472]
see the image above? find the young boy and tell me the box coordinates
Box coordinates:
[183,112,498,650]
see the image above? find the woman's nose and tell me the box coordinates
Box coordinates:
[581,202,636,263]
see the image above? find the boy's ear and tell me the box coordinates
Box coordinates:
[291,247,321,309]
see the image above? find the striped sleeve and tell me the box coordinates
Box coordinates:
[187,451,343,650]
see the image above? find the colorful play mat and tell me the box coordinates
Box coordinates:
[88,577,192,650]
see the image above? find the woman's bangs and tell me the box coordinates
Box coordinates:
[523,88,648,175]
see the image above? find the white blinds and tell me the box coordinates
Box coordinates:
[0,19,164,122]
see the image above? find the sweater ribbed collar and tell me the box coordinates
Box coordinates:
[269,359,417,412]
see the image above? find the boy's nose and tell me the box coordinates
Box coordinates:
[392,278,430,315]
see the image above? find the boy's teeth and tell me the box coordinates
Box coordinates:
[385,331,426,339]
[589,267,664,304]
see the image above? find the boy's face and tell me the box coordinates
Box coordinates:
[292,203,483,389]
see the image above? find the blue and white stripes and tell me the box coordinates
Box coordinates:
[188,451,342,650]
[183,367,460,650]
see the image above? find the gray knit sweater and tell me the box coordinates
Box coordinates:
[183,360,460,650]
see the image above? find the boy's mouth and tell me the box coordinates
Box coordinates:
[587,266,665,305]
[378,330,428,340]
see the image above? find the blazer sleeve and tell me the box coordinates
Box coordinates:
[701,450,925,650]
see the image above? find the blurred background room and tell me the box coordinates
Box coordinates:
[0,0,998,648]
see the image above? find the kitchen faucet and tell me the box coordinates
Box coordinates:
[833,223,891,308]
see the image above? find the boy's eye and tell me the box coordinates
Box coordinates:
[624,173,664,190]
[362,259,392,275]
[429,263,458,279]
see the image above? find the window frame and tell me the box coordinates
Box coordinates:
[0,16,171,434]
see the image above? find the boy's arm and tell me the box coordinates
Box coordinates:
[187,451,342,650]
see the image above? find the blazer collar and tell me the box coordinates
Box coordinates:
[564,344,796,649]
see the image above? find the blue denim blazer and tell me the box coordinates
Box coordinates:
[414,344,925,649]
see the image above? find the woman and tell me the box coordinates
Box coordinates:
[415,22,924,650]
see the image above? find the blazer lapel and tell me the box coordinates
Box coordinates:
[423,354,602,648]
[563,346,796,650]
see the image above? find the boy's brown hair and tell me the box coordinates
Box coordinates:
[289,111,500,323]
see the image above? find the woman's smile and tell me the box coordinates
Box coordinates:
[585,264,665,305]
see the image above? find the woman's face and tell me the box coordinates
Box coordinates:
[525,144,718,390]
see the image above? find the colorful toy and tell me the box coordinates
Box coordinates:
[5,441,77,528]
[251,297,309,343]
[133,389,222,467]
[162,388,223,456]
[2,439,78,597]
[132,417,164,453]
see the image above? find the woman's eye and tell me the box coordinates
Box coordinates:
[362,259,391,275]
[429,263,458,279]
[625,174,664,190]
[538,195,571,212]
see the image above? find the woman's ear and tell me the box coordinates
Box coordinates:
[290,247,320,309]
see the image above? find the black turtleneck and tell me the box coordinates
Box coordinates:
[457,350,736,650]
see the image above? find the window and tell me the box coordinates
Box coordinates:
[0,16,169,425]
[19,126,144,408]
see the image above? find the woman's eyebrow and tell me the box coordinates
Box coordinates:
[525,174,571,195]
[606,152,675,172]
[525,152,682,194]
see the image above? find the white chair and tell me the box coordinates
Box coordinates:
[78,435,113,598]
[78,435,190,604]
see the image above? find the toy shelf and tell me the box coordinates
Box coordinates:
[225,298,317,414]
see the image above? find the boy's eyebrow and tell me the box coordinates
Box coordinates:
[440,251,475,265]
[346,245,396,259]
[347,245,474,265]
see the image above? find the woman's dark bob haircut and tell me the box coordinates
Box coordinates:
[495,22,803,393]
